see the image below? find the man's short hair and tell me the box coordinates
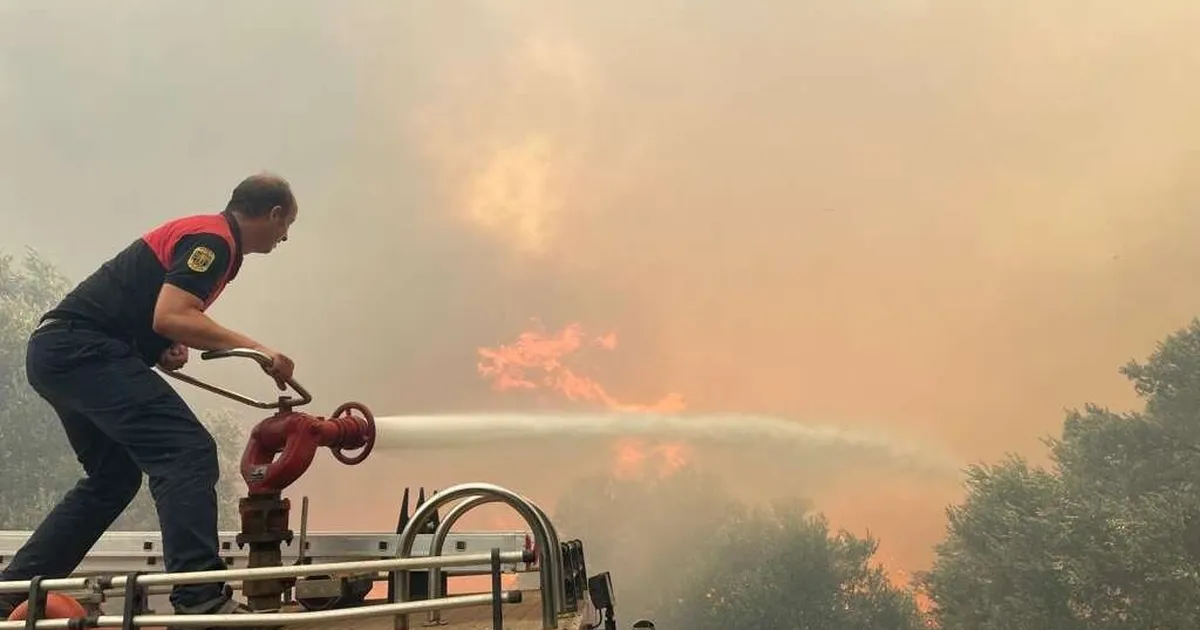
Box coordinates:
[225,173,295,218]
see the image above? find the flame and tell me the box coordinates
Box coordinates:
[477,320,686,413]
[478,320,689,477]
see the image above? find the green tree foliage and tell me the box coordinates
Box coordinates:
[917,457,1078,630]
[554,467,926,630]
[0,248,247,530]
[553,467,742,621]
[0,249,79,526]
[673,499,926,630]
[920,318,1200,629]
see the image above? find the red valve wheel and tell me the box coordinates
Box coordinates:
[331,401,375,465]
[8,593,87,621]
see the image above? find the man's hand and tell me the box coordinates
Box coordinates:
[157,342,189,372]
[258,347,295,390]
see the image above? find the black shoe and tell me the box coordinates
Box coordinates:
[0,593,24,620]
[167,587,255,630]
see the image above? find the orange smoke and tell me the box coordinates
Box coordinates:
[871,556,933,615]
[475,321,934,600]
[816,471,958,614]
[477,320,690,477]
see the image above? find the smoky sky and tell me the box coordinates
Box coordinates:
[6,0,1200,576]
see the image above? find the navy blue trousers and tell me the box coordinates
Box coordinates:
[0,320,227,610]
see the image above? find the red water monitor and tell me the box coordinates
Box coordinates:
[241,401,374,494]
[161,348,376,495]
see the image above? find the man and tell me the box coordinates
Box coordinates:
[0,173,299,624]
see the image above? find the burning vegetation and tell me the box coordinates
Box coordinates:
[477,320,691,480]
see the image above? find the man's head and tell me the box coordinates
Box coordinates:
[224,172,298,254]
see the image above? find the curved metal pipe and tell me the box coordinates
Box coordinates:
[438,493,563,609]
[394,486,559,629]
[421,489,564,622]
[392,482,562,630]
[447,496,564,611]
[425,495,565,624]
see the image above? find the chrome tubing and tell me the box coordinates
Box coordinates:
[0,551,531,594]
[426,494,566,624]
[392,482,564,630]
[0,591,522,629]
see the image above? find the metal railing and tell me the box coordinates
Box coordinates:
[0,549,531,629]
[389,482,567,630]
[424,494,565,625]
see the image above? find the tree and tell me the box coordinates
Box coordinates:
[917,457,1079,630]
[0,249,79,526]
[672,498,927,630]
[552,466,743,622]
[920,318,1200,629]
[0,247,247,531]
[553,465,926,630]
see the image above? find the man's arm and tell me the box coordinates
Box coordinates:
[151,233,264,352]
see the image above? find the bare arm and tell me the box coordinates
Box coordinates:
[151,233,295,386]
[152,283,266,352]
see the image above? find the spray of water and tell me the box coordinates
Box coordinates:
[373,411,962,478]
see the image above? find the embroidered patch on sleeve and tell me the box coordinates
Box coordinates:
[186,246,216,272]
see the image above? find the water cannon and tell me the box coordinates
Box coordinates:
[162,348,377,611]
[164,348,375,491]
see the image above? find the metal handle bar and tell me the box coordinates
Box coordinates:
[161,347,312,410]
[200,348,274,367]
